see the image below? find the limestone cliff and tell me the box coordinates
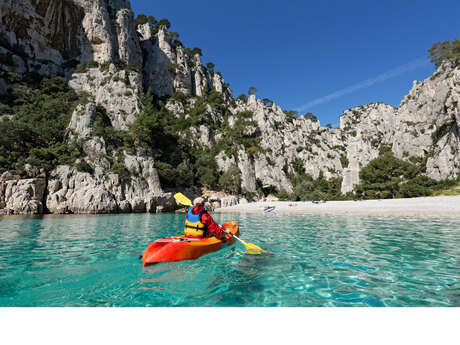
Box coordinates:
[138,24,232,99]
[0,0,141,73]
[1,0,460,215]
[184,62,460,196]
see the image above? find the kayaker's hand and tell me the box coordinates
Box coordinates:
[221,228,230,241]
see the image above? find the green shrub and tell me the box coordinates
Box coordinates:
[284,110,298,119]
[157,18,171,29]
[354,151,457,199]
[155,161,178,188]
[292,158,304,175]
[0,102,11,114]
[248,86,257,95]
[219,165,242,193]
[76,160,94,174]
[216,110,261,152]
[100,59,130,72]
[171,92,190,104]
[206,62,215,74]
[185,47,202,57]
[428,38,460,68]
[262,98,273,107]
[74,61,99,73]
[166,31,179,43]
[111,155,130,182]
[287,169,344,201]
[136,14,156,26]
[0,77,81,174]
[237,94,248,102]
[431,119,455,144]
[6,72,21,83]
[379,144,392,155]
[303,112,318,122]
[193,150,219,188]
[360,152,416,184]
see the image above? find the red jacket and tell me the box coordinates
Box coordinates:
[190,206,225,239]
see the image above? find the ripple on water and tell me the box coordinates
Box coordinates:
[1,213,460,306]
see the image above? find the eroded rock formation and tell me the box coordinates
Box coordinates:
[1,0,459,215]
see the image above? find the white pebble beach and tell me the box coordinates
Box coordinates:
[215,195,460,216]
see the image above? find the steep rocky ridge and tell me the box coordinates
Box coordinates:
[1,1,460,215]
[138,24,232,99]
[44,101,172,215]
[0,0,141,85]
[166,61,460,197]
[339,62,460,191]
[1,0,234,214]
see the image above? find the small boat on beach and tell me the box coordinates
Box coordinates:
[264,206,276,213]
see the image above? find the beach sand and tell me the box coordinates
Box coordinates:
[215,195,460,216]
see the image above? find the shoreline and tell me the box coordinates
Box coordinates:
[2,195,460,218]
[214,195,460,216]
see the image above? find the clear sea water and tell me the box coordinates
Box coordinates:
[1,213,460,307]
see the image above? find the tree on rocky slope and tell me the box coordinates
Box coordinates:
[135,14,157,26]
[248,86,257,95]
[354,152,456,198]
[219,165,242,194]
[428,38,460,68]
[0,76,84,174]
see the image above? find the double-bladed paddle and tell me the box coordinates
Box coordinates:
[174,192,264,254]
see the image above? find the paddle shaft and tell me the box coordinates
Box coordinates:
[221,227,246,245]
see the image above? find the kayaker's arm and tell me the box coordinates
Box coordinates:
[201,212,226,239]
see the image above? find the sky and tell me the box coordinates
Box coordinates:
[131,0,460,127]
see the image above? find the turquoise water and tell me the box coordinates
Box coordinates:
[1,213,460,307]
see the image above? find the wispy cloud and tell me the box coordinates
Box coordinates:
[296,57,430,113]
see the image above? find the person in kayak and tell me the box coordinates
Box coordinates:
[184,197,227,240]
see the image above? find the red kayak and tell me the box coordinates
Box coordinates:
[141,221,239,266]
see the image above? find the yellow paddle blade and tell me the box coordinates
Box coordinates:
[174,193,193,207]
[241,240,264,254]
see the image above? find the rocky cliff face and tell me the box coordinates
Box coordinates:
[0,0,141,67]
[68,64,143,130]
[46,100,174,215]
[1,0,460,215]
[1,0,163,214]
[0,170,46,215]
[138,24,232,99]
[339,62,460,192]
[0,0,234,214]
[203,62,460,196]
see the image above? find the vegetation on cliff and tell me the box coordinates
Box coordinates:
[127,87,253,192]
[274,150,459,201]
[1,10,459,205]
[428,38,460,68]
[354,152,458,199]
[0,76,85,174]
[1,63,457,200]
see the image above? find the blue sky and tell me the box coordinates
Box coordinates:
[131,0,460,126]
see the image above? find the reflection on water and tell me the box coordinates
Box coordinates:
[1,213,460,306]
